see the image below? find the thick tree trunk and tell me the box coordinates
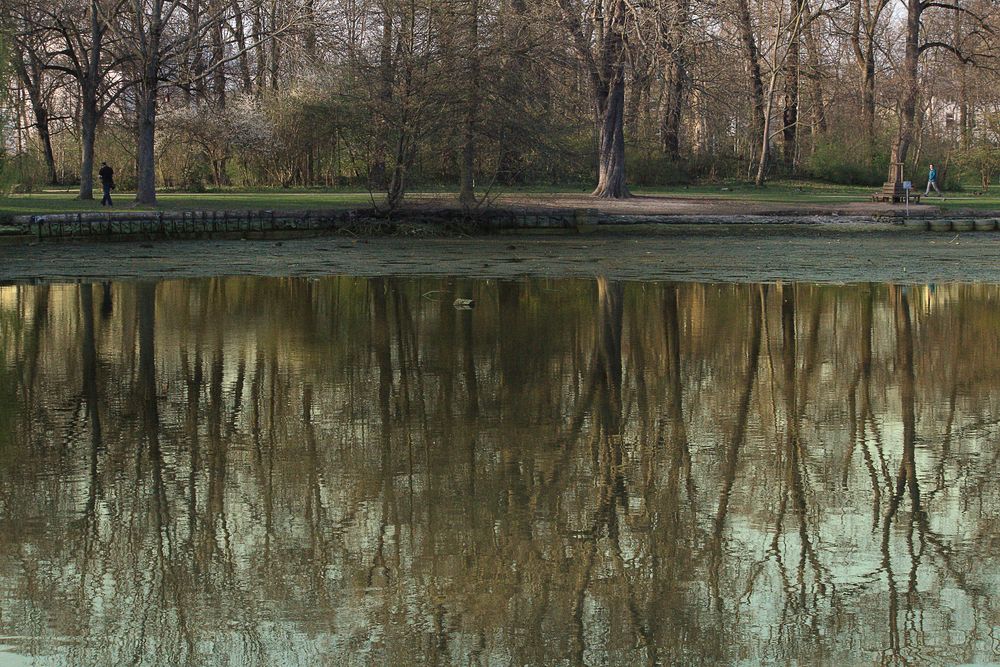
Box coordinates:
[891,0,921,174]
[134,0,163,205]
[593,76,629,198]
[136,85,159,204]
[860,59,876,149]
[34,106,59,186]
[557,0,630,198]
[79,100,97,199]
[78,1,105,199]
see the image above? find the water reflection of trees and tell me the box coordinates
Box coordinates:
[0,278,999,665]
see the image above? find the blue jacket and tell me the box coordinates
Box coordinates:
[929,168,937,182]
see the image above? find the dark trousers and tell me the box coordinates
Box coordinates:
[101,183,113,206]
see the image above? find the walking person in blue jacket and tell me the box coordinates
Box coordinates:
[925,163,943,198]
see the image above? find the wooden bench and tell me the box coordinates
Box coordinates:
[871,186,920,204]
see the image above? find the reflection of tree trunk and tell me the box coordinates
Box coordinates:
[206,339,227,558]
[460,308,479,417]
[881,285,923,658]
[595,278,624,439]
[138,283,159,444]
[23,286,50,394]
[184,343,203,545]
[890,287,920,514]
[80,284,103,449]
[80,284,103,566]
[709,286,763,610]
[848,286,881,525]
[664,285,693,500]
[778,284,825,595]
[100,283,113,319]
[136,283,171,544]
[369,278,396,586]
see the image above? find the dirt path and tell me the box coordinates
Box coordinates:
[2,226,999,284]
[488,193,944,217]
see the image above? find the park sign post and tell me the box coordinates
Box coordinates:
[903,181,912,216]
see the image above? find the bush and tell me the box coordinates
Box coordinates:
[0,152,50,194]
[625,148,690,186]
[805,141,887,185]
[180,160,211,192]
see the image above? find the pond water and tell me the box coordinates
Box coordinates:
[0,277,998,665]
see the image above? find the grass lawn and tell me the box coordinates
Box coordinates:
[4,180,1000,218]
[0,188,379,218]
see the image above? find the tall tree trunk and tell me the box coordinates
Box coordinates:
[80,98,97,199]
[269,0,281,90]
[253,5,267,93]
[133,0,166,205]
[34,105,59,186]
[12,52,58,185]
[78,0,106,200]
[803,9,827,141]
[557,0,631,198]
[231,0,254,91]
[459,0,480,206]
[660,0,689,160]
[212,15,227,108]
[890,0,921,175]
[592,0,630,198]
[850,0,889,157]
[735,0,765,161]
[593,75,629,198]
[861,59,875,147]
[782,0,804,169]
[136,81,159,204]
[371,7,393,189]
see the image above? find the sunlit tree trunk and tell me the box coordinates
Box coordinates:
[735,0,765,162]
[557,0,631,198]
[890,0,921,175]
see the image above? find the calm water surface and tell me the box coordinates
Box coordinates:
[0,277,998,665]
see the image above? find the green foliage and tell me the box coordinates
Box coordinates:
[805,140,888,186]
[180,159,211,192]
[954,114,1000,191]
[625,148,689,186]
[0,152,50,194]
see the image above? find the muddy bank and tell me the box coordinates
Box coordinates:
[2,226,999,284]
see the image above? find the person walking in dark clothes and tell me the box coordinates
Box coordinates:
[98,162,115,206]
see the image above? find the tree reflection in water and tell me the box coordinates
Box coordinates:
[0,277,998,665]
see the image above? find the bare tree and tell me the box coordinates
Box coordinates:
[556,0,631,198]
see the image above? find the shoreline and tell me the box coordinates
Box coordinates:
[1,202,997,245]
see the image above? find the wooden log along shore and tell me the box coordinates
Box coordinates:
[0,208,998,241]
